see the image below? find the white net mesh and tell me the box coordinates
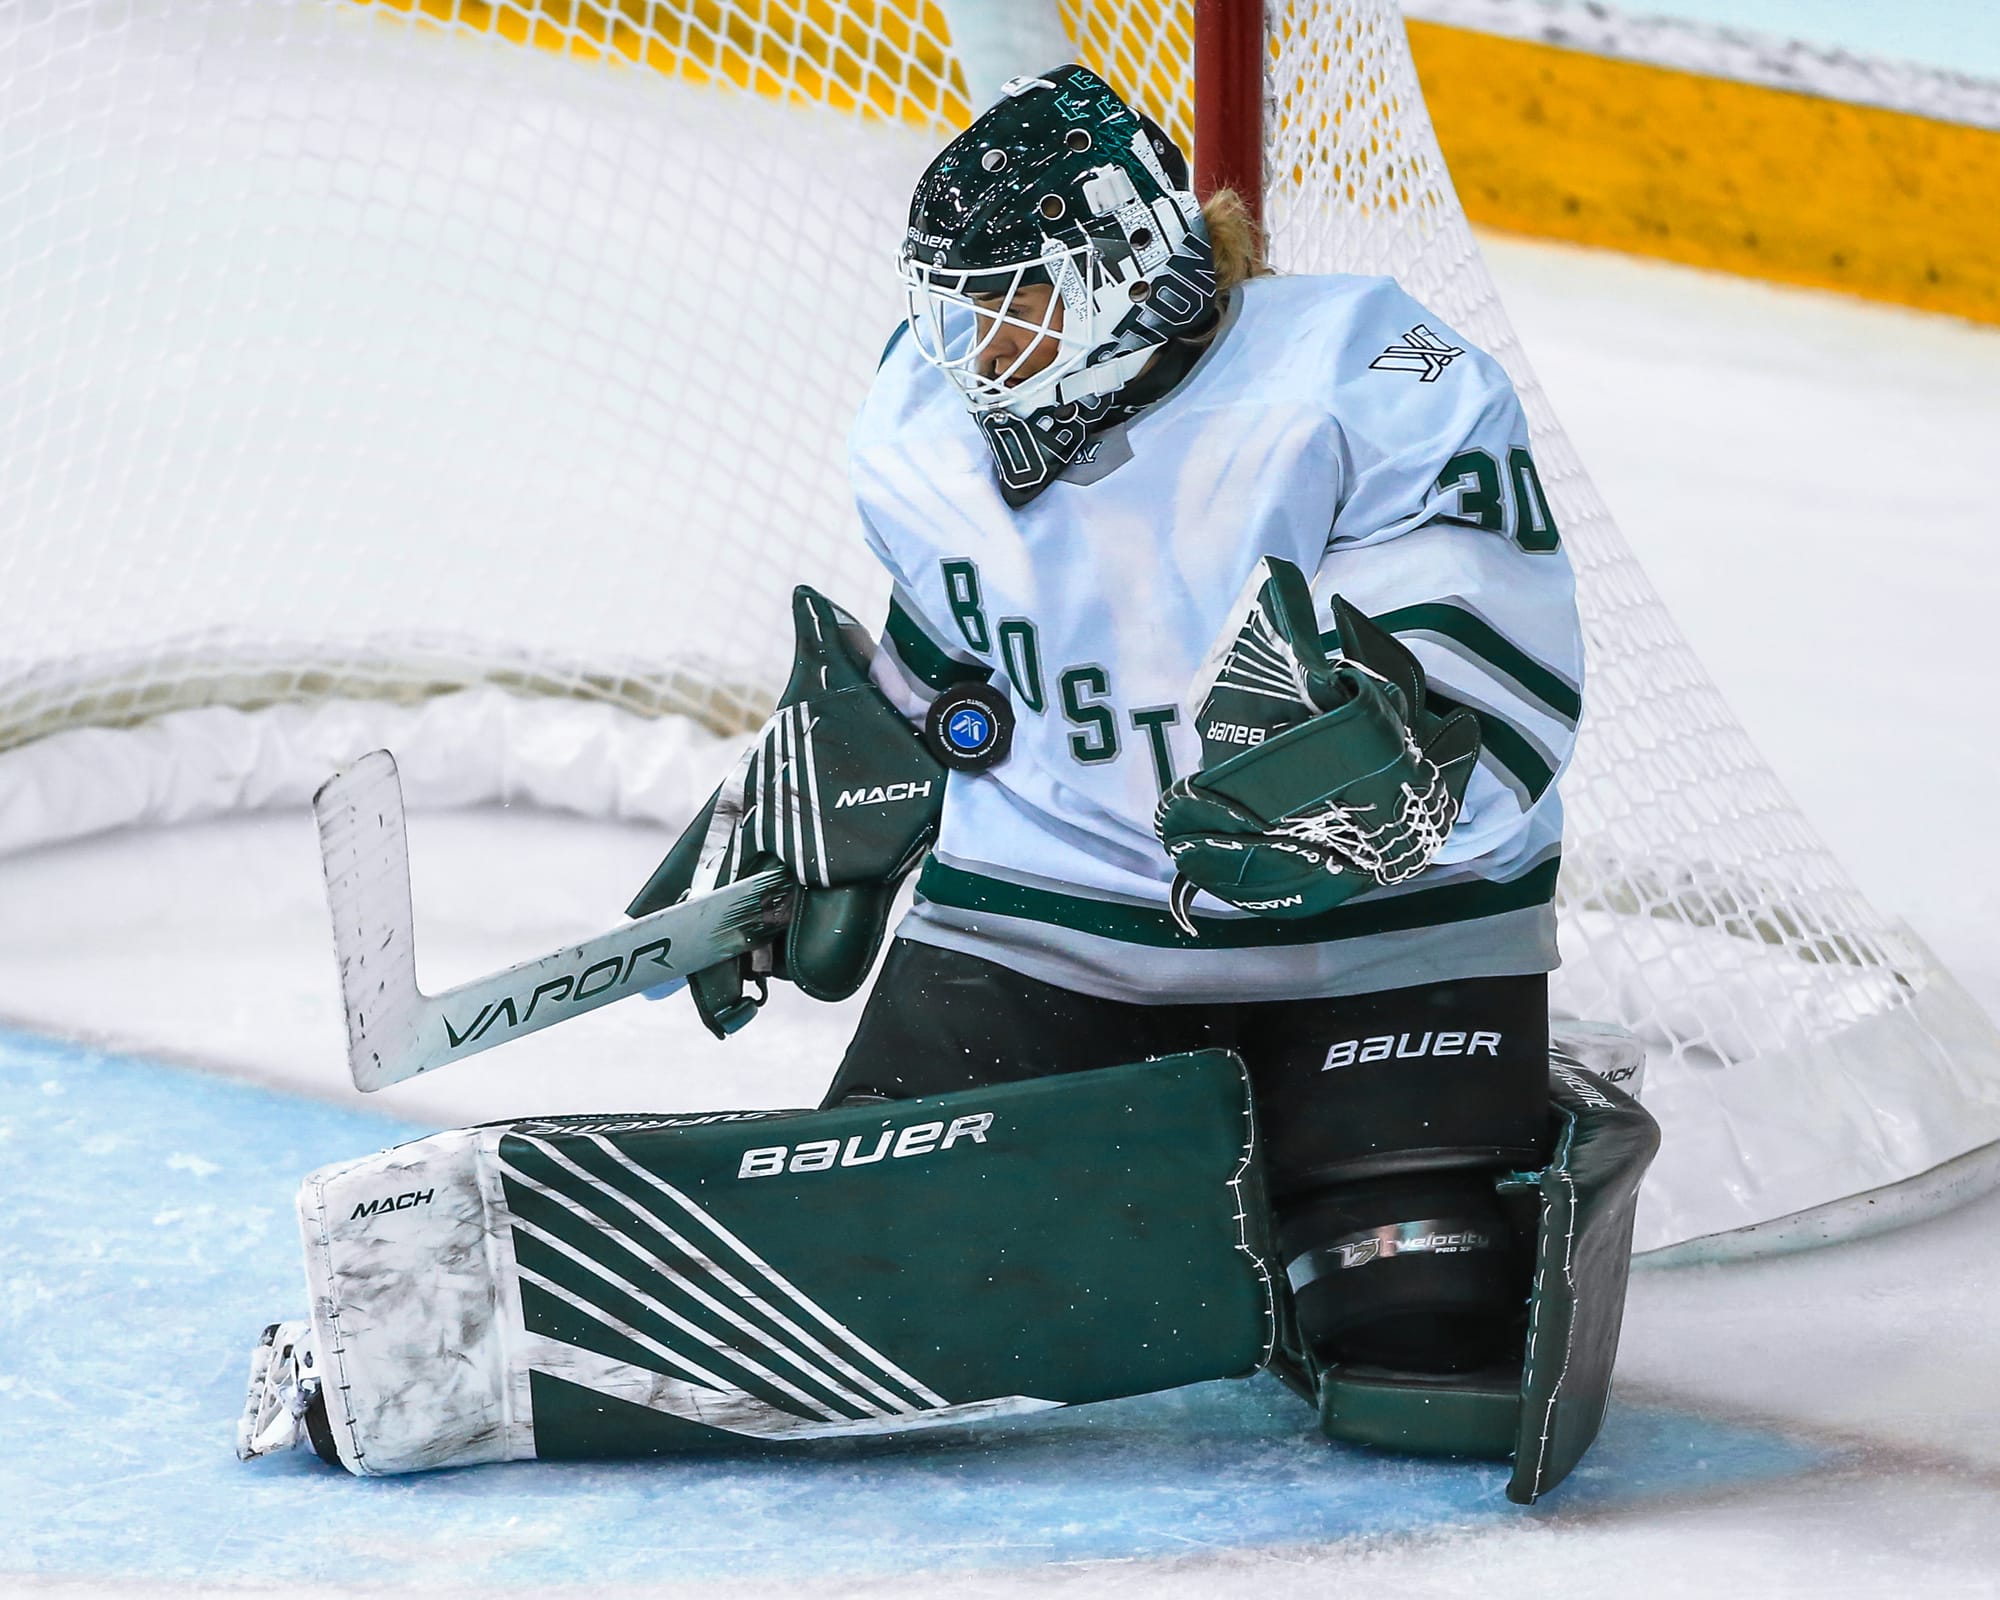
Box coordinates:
[1242,1,1918,1073]
[1084,0,2000,1251]
[2,0,1997,1249]
[0,0,956,749]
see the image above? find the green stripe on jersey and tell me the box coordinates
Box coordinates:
[915,857,1561,950]
[885,599,990,692]
[1360,603,1582,725]
[1426,687,1559,803]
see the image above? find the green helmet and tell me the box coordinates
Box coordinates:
[899,63,1214,424]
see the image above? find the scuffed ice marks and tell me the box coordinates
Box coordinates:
[0,1026,1928,1596]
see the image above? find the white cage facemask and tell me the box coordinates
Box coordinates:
[898,153,1206,418]
[899,236,1155,418]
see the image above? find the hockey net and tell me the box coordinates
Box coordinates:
[2,0,1996,1255]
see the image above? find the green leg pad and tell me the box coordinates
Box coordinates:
[1297,1047,1661,1504]
[1317,1364,1521,1459]
[1501,1058,1660,1503]
[296,1050,1279,1474]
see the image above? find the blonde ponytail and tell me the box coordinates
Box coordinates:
[1201,187,1270,295]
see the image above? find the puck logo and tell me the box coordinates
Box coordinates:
[923,682,1014,772]
[948,706,992,752]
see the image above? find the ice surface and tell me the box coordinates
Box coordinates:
[4,1026,1998,1597]
[6,97,2000,1600]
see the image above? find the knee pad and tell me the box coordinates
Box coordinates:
[1279,1167,1530,1375]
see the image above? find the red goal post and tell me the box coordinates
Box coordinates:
[1194,0,1267,222]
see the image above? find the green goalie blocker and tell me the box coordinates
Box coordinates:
[293,1051,1277,1475]
[1284,1047,1662,1505]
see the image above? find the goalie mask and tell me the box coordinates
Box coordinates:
[899,63,1217,505]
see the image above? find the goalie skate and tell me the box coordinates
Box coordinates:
[234,1320,323,1461]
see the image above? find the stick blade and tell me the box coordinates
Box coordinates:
[314,750,424,1092]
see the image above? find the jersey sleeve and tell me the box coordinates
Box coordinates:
[1312,342,1582,868]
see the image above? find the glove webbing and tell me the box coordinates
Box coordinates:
[1270,734,1461,887]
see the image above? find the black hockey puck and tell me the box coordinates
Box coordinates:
[923,681,1014,772]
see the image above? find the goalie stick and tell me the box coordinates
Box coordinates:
[314,750,793,1092]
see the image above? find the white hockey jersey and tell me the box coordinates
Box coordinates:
[847,273,1581,1003]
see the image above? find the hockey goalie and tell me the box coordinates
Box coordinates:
[238,66,1657,1506]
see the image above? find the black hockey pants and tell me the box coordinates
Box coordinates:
[822,939,1551,1201]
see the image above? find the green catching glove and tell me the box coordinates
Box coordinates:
[628,586,949,1037]
[1154,556,1481,935]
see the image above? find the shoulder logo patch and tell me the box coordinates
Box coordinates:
[1369,324,1465,383]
